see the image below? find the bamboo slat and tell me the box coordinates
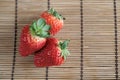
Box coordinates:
[14,0,47,80]
[83,0,115,79]
[117,0,120,78]
[49,0,81,80]
[0,0,15,80]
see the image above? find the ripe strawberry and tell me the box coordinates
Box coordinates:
[40,8,64,35]
[19,18,50,57]
[34,37,70,67]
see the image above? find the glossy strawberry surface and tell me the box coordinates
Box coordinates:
[41,8,64,35]
[34,37,70,67]
[19,26,46,56]
[19,19,50,56]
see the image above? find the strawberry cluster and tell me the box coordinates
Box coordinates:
[19,8,70,67]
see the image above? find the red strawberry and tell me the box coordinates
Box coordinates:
[41,8,64,35]
[34,37,70,67]
[19,18,50,56]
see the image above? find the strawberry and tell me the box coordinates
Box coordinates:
[40,8,64,35]
[19,18,50,56]
[34,37,70,67]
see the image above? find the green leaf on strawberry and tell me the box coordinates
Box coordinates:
[30,18,50,38]
[59,40,70,60]
[48,8,64,20]
[37,19,46,29]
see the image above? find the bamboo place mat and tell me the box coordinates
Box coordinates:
[0,0,120,80]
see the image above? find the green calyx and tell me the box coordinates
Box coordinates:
[48,8,65,20]
[30,18,50,38]
[59,40,70,60]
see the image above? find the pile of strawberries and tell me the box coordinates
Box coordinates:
[19,8,70,67]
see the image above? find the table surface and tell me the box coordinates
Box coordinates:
[0,0,120,80]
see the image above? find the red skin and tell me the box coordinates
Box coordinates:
[34,38,64,67]
[19,25,46,57]
[41,12,63,36]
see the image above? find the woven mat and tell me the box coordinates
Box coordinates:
[0,0,120,80]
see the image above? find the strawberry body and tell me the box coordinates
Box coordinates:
[19,26,46,56]
[19,19,50,57]
[34,38,70,67]
[41,8,64,35]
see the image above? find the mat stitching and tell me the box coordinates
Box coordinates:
[80,0,83,80]
[46,67,48,80]
[11,0,18,80]
[48,0,50,10]
[113,0,118,80]
[46,0,50,80]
